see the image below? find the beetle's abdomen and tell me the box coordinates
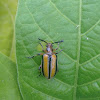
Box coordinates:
[42,54,57,79]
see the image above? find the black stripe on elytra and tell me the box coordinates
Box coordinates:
[48,55,51,79]
[42,55,44,76]
[54,55,57,76]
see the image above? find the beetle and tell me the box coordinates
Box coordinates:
[27,38,63,79]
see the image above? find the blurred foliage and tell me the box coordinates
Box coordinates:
[0,52,22,100]
[0,0,23,100]
[0,0,17,62]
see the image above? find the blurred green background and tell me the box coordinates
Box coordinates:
[0,1,23,100]
[0,0,17,62]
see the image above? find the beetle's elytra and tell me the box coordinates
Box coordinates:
[42,54,57,79]
[27,38,63,79]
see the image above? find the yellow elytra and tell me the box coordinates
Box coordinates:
[42,54,57,79]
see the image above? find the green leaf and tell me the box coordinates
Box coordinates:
[0,0,17,62]
[0,52,22,100]
[15,0,100,100]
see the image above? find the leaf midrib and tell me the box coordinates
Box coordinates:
[73,0,82,100]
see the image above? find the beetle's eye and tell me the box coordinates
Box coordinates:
[51,44,53,47]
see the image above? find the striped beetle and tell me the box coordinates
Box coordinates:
[27,38,63,79]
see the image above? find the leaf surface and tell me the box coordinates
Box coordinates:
[15,0,100,100]
[0,52,22,100]
[0,0,17,61]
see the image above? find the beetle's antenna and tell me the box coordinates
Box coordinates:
[38,38,48,44]
[52,40,64,44]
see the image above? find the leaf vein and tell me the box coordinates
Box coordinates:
[81,19,100,36]
[78,77,100,86]
[1,1,15,59]
[80,54,100,66]
[23,79,62,100]
[49,0,77,26]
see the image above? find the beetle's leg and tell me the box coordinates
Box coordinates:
[39,42,44,51]
[52,40,63,44]
[53,43,59,51]
[39,42,47,53]
[38,38,48,44]
[53,40,63,51]
[39,65,42,76]
[55,49,63,54]
[26,53,44,58]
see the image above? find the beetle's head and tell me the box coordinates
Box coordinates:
[38,38,63,49]
[46,43,53,48]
